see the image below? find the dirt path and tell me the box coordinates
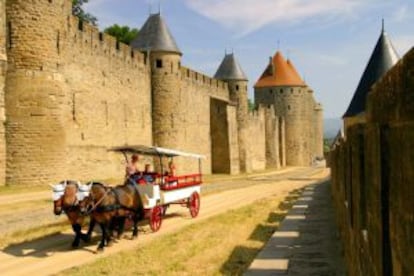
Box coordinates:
[0,168,329,276]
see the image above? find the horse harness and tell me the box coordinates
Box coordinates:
[89,182,141,214]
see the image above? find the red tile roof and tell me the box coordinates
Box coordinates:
[255,51,305,88]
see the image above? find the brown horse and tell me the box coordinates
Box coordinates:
[80,180,145,252]
[52,180,95,248]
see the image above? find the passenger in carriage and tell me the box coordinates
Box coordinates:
[143,164,155,183]
[166,160,178,187]
[168,160,176,177]
[125,154,141,183]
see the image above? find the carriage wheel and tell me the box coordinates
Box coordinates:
[189,192,200,218]
[149,206,163,232]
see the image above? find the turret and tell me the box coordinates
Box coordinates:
[343,22,399,132]
[254,51,315,166]
[5,0,69,185]
[131,12,184,167]
[214,53,249,172]
[0,0,7,185]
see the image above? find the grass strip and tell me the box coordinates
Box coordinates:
[61,188,303,276]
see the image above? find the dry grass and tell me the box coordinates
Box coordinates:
[61,188,303,276]
[0,185,48,195]
[0,221,68,249]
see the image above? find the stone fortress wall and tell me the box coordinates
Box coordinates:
[330,48,414,276]
[0,0,7,186]
[0,0,323,186]
[255,85,322,166]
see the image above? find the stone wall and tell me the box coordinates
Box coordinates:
[62,16,152,181]
[0,0,6,185]
[331,47,414,276]
[1,0,287,185]
[246,107,266,171]
[179,66,229,174]
[255,86,319,166]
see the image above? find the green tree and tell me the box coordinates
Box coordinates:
[72,0,98,26]
[104,24,139,45]
[248,98,256,111]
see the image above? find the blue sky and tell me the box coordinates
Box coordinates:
[84,0,414,118]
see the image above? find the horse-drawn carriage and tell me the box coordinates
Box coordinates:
[109,145,205,232]
[51,145,204,251]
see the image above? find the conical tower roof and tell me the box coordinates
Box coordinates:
[255,51,305,88]
[214,53,248,81]
[343,26,399,118]
[131,13,181,55]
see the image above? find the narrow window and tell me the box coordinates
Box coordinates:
[156,59,163,68]
[236,85,239,91]
[287,105,291,110]
[116,41,120,50]
[280,89,283,94]
[99,32,103,41]
[56,31,60,54]
[72,93,76,121]
[171,62,174,73]
[7,22,12,49]
[187,69,190,78]
[78,20,83,31]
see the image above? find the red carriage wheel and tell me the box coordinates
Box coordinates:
[149,206,163,232]
[189,192,200,218]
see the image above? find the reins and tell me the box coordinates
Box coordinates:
[86,186,112,215]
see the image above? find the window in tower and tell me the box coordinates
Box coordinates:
[236,85,239,91]
[156,59,163,68]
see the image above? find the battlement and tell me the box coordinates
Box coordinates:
[67,15,146,67]
[181,66,229,100]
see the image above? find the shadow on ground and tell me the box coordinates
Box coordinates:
[219,187,306,275]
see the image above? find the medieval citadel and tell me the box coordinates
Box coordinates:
[0,0,323,186]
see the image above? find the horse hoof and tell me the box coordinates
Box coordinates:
[81,234,91,243]
[107,241,114,247]
[71,242,80,248]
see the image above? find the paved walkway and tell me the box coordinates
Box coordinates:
[245,180,346,275]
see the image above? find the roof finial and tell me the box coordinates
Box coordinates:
[382,18,385,32]
[225,48,227,55]
[158,0,162,14]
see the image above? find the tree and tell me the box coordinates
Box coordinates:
[248,98,256,111]
[104,24,139,45]
[72,0,98,26]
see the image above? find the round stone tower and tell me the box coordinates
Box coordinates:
[214,53,249,172]
[5,0,68,185]
[131,12,183,163]
[254,51,312,166]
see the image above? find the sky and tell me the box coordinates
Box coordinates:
[84,0,414,119]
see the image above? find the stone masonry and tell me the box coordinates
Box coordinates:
[1,0,323,186]
[331,48,414,276]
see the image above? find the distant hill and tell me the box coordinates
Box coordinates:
[324,118,342,139]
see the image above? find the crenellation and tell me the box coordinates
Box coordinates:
[0,3,322,186]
